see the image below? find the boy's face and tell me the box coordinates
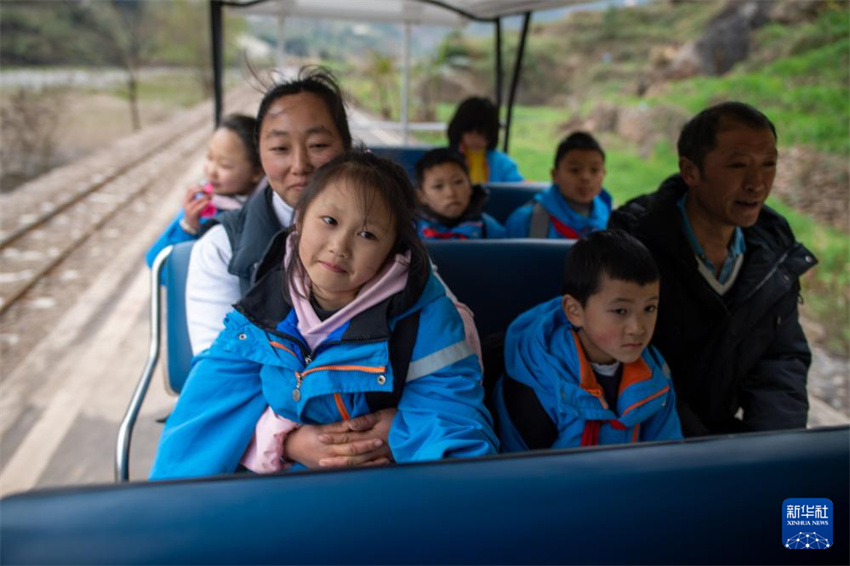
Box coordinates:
[680,123,777,229]
[551,149,606,207]
[562,274,660,365]
[418,162,474,220]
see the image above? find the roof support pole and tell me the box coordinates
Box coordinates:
[402,21,411,144]
[276,12,286,73]
[503,12,530,154]
[494,18,503,111]
[210,0,224,127]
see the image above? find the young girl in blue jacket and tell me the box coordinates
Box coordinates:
[150,151,498,479]
[447,97,524,184]
[144,114,264,267]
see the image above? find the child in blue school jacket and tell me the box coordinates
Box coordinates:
[447,97,524,184]
[493,229,682,451]
[415,148,506,240]
[150,152,497,479]
[505,132,611,239]
[145,114,264,266]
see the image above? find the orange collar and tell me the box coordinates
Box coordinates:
[572,329,652,409]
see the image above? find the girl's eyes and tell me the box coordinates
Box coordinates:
[645,305,658,313]
[611,308,628,315]
[319,217,377,240]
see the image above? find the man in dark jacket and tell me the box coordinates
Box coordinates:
[610,101,817,436]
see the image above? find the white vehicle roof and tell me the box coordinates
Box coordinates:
[227,0,594,25]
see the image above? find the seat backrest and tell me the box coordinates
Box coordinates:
[368,144,433,183]
[163,240,195,395]
[483,182,547,223]
[11,427,850,565]
[426,239,572,340]
[483,184,615,225]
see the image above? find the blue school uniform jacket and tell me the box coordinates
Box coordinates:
[492,297,682,452]
[150,232,498,479]
[486,149,524,183]
[416,184,506,240]
[504,184,611,239]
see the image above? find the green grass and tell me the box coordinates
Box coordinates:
[643,8,850,156]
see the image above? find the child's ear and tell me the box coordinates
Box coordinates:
[251,167,264,184]
[550,167,557,183]
[416,189,427,205]
[679,157,701,188]
[561,294,584,328]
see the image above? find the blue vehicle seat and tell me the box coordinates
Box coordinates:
[163,242,194,395]
[5,426,848,565]
[426,239,573,393]
[116,241,195,482]
[483,182,547,223]
[426,239,572,341]
[368,144,433,182]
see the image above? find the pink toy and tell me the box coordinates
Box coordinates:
[199,183,217,218]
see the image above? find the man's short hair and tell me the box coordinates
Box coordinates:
[554,131,606,168]
[677,101,777,171]
[563,229,659,305]
[415,148,469,189]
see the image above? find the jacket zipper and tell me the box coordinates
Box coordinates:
[291,364,387,404]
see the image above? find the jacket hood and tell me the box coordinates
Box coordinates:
[535,184,610,235]
[507,298,615,422]
[507,297,672,426]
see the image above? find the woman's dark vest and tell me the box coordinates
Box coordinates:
[211,185,285,295]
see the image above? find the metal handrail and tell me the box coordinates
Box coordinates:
[114,246,172,482]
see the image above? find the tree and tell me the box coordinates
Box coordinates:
[365,50,396,119]
[151,0,249,99]
[76,0,161,131]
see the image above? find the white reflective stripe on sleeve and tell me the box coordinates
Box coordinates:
[405,340,474,383]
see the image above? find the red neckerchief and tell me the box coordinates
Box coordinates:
[421,227,469,240]
[549,215,582,239]
[580,420,631,446]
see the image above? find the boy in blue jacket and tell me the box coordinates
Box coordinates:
[415,148,505,240]
[506,132,611,238]
[493,229,682,451]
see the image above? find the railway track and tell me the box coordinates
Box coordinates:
[0,87,259,317]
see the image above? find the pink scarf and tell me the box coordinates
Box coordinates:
[285,233,411,350]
